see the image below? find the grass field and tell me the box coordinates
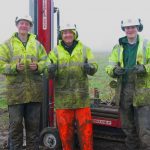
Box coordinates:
[0,75,6,109]
[0,51,115,108]
[0,51,115,147]
[0,99,7,109]
[89,51,116,101]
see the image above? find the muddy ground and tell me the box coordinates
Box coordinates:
[94,139,126,150]
[0,108,9,149]
[0,109,126,150]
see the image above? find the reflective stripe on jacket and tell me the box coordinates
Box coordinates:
[47,41,98,109]
[105,36,150,107]
[0,33,47,105]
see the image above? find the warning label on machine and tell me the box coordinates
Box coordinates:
[42,0,47,30]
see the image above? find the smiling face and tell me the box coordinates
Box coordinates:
[61,30,75,45]
[16,20,31,35]
[124,26,138,39]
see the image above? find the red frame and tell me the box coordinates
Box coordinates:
[37,0,122,130]
[37,0,54,127]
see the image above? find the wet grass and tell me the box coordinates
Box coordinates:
[0,108,8,130]
[0,53,123,149]
[0,75,7,109]
[0,52,113,108]
[0,99,7,109]
[89,51,115,101]
[0,75,8,132]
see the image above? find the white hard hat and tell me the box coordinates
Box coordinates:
[121,18,140,27]
[60,23,77,31]
[59,23,78,39]
[121,18,143,32]
[15,15,33,26]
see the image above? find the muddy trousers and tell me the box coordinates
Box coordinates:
[120,83,140,150]
[56,107,93,150]
[120,83,150,150]
[135,106,150,150]
[8,102,41,150]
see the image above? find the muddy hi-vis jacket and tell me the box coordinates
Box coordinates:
[106,36,150,107]
[0,33,47,105]
[47,41,98,109]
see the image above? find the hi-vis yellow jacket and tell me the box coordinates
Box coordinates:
[0,33,47,105]
[106,36,150,107]
[46,40,98,109]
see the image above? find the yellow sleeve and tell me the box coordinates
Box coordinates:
[0,41,18,75]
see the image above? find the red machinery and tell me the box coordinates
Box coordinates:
[29,0,61,149]
[91,89,125,142]
[91,103,125,142]
[37,0,54,128]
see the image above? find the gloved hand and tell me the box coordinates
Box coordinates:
[133,64,146,74]
[48,59,57,78]
[84,58,96,75]
[113,66,125,76]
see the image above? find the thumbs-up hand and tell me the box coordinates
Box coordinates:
[16,58,24,71]
[83,58,96,75]
[29,58,38,71]
[83,58,91,73]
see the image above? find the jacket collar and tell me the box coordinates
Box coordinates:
[119,35,139,45]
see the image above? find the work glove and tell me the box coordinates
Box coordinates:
[133,64,146,75]
[48,59,57,78]
[113,66,125,76]
[84,58,96,75]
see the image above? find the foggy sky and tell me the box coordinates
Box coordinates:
[0,0,150,51]
[54,0,150,51]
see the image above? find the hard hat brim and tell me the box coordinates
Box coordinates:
[15,19,33,27]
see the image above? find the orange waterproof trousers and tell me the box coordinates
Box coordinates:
[56,107,93,150]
